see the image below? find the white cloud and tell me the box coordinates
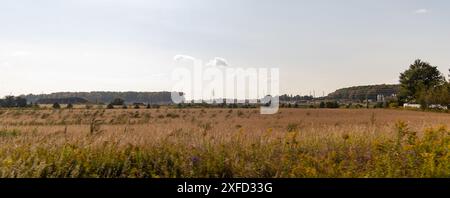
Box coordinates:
[207,57,228,67]
[174,54,196,62]
[414,9,429,14]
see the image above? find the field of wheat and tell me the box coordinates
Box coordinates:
[0,107,448,178]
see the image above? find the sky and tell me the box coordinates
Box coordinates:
[1,0,450,98]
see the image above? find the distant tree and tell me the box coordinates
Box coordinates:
[319,101,325,108]
[220,101,226,108]
[4,96,15,107]
[374,102,384,108]
[106,103,114,109]
[417,82,450,108]
[146,104,151,109]
[134,104,140,109]
[399,59,446,103]
[52,103,61,109]
[327,85,399,101]
[325,101,339,108]
[346,103,352,109]
[22,92,179,105]
[32,102,40,109]
[66,103,73,109]
[35,97,88,105]
[111,98,125,106]
[122,104,128,109]
[15,97,27,107]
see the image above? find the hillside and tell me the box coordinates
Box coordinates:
[327,84,400,101]
[21,91,180,104]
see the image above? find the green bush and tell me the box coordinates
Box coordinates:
[52,103,61,109]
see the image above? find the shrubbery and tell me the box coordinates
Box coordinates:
[0,96,27,108]
[0,122,447,178]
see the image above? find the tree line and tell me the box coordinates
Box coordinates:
[0,96,28,108]
[21,91,179,104]
[327,84,400,101]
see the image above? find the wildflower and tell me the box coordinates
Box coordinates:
[191,156,200,166]
[421,152,434,158]
[402,144,414,151]
[2,157,13,166]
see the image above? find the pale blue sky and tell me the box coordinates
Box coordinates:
[1,0,449,97]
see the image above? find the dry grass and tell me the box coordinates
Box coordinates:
[0,108,449,178]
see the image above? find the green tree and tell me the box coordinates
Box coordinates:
[4,96,15,107]
[421,82,450,108]
[52,103,61,109]
[15,97,27,107]
[111,98,125,106]
[107,103,114,109]
[325,101,339,108]
[66,103,73,109]
[319,101,325,108]
[399,59,446,103]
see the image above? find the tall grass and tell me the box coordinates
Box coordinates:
[0,108,448,178]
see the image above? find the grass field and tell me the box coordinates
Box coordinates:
[0,108,449,178]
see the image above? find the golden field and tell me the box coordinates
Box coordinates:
[0,107,449,178]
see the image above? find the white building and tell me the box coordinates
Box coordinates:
[376,94,385,102]
[403,103,421,109]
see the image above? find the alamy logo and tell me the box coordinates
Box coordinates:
[171,55,279,114]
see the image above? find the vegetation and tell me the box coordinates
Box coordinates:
[319,101,339,108]
[327,84,400,101]
[0,60,448,178]
[279,94,314,103]
[399,59,450,109]
[0,96,27,108]
[52,103,61,109]
[106,103,114,109]
[110,98,125,106]
[0,108,448,178]
[36,97,88,104]
[22,91,181,105]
